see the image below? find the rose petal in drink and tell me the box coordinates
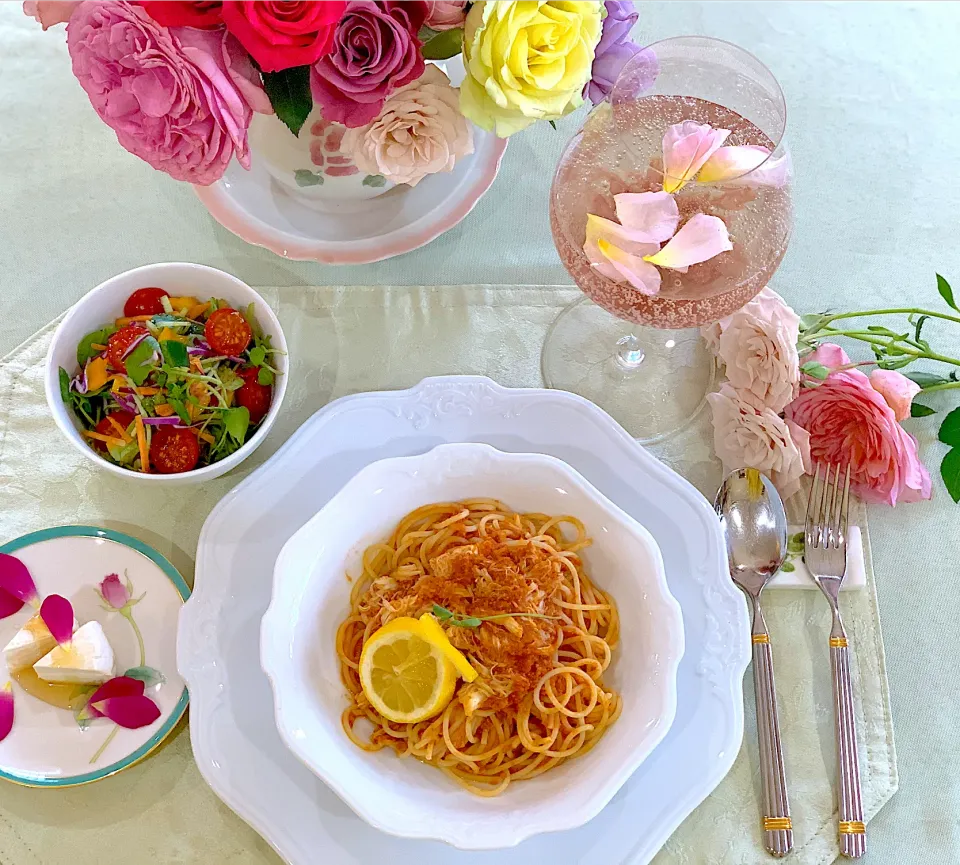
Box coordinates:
[661,121,730,193]
[584,213,660,283]
[643,214,732,270]
[597,238,663,296]
[613,192,679,243]
[698,145,791,188]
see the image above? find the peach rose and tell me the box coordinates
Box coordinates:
[785,344,932,506]
[342,65,473,187]
[707,383,811,500]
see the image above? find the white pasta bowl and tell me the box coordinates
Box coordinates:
[260,442,685,850]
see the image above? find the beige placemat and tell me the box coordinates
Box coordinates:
[0,285,896,865]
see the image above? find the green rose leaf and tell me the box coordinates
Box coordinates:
[907,371,949,388]
[77,326,116,367]
[362,174,386,188]
[262,67,312,137]
[294,169,323,187]
[161,339,188,368]
[125,336,161,386]
[939,406,960,447]
[799,313,828,332]
[911,402,936,418]
[936,273,958,312]
[123,665,167,688]
[800,361,830,380]
[223,406,250,444]
[421,26,464,60]
[941,448,960,504]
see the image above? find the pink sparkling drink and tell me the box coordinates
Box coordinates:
[551,95,793,329]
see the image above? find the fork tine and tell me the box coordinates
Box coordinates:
[832,464,845,548]
[839,463,851,544]
[806,463,823,546]
[820,463,835,547]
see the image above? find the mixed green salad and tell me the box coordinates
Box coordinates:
[60,286,281,474]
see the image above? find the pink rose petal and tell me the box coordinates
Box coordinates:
[643,214,733,270]
[804,342,852,370]
[39,594,74,646]
[697,145,792,189]
[613,192,680,243]
[91,695,161,729]
[87,676,146,718]
[583,213,660,287]
[0,553,40,608]
[661,121,730,193]
[0,682,12,743]
[870,369,922,422]
[597,239,663,296]
[99,574,130,610]
[0,589,25,620]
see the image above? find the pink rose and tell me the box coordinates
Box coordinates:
[23,0,80,29]
[707,384,811,500]
[869,369,921,422]
[785,343,932,506]
[310,1,428,129]
[424,0,467,30]
[67,2,261,186]
[715,287,801,413]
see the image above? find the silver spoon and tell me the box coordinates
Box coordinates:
[715,468,793,857]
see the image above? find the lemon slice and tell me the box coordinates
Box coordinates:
[418,614,478,683]
[359,617,458,723]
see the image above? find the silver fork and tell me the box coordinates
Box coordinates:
[804,464,866,858]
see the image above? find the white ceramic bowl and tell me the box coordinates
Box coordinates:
[260,442,685,850]
[44,262,288,485]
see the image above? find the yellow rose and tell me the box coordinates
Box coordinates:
[460,1,604,138]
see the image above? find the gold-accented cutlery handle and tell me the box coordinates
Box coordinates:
[831,638,866,858]
[752,626,793,857]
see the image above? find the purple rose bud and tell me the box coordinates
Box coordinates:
[585,1,643,105]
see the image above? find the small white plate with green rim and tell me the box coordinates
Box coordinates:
[0,526,189,788]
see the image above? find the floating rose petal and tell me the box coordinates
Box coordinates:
[661,121,730,193]
[0,682,12,742]
[87,675,145,717]
[597,239,663,296]
[99,574,130,610]
[39,594,74,646]
[643,214,733,270]
[584,213,660,283]
[613,191,680,243]
[91,694,161,729]
[0,553,40,609]
[697,145,792,188]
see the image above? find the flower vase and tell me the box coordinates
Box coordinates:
[248,106,395,205]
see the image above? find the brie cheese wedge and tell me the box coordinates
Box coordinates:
[3,612,79,672]
[33,621,115,685]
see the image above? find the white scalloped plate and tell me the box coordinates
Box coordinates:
[178,376,750,865]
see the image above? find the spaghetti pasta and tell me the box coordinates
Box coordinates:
[336,499,622,796]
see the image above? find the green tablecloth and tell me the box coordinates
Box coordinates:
[2,2,960,862]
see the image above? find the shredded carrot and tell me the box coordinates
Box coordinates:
[90,343,108,351]
[187,302,210,320]
[107,416,132,443]
[198,430,216,445]
[115,315,154,326]
[135,416,149,473]
[136,386,161,396]
[82,430,124,447]
[154,403,175,417]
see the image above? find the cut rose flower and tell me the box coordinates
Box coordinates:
[708,383,811,499]
[785,343,932,506]
[342,66,473,187]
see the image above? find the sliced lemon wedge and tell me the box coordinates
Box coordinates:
[417,613,478,683]
[359,617,457,723]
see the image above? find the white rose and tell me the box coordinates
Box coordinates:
[707,384,811,500]
[713,287,801,413]
[341,66,474,188]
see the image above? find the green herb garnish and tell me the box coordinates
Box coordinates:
[161,339,188,368]
[431,604,562,630]
[77,326,116,367]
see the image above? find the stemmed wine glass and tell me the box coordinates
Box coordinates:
[545,36,792,442]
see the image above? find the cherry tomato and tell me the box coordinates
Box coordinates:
[106,324,148,372]
[149,426,201,474]
[235,366,272,425]
[123,287,169,317]
[205,307,252,357]
[93,410,136,452]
